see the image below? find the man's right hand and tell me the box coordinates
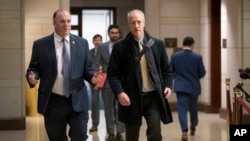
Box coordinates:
[28,71,39,85]
[117,92,131,106]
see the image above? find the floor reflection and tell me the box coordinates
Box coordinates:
[0,111,227,141]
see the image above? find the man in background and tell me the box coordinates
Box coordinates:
[95,24,125,141]
[170,36,206,141]
[89,34,103,132]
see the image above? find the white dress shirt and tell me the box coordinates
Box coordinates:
[52,33,70,95]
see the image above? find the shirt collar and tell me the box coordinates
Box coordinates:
[137,35,144,44]
[108,42,113,48]
[183,47,192,50]
[54,32,70,42]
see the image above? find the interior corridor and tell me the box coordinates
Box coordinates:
[0,111,227,141]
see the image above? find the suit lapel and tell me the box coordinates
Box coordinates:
[105,42,111,57]
[70,35,76,71]
[47,34,57,71]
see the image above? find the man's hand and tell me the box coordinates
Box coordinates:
[163,87,172,99]
[28,71,39,85]
[90,72,102,87]
[89,83,98,89]
[117,92,131,106]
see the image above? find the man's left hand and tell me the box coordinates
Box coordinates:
[163,87,172,99]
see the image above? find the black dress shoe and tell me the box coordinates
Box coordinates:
[190,127,196,136]
[89,125,98,132]
[181,132,188,141]
[106,134,115,141]
[115,133,125,141]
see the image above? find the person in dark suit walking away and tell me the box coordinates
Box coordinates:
[95,24,125,141]
[26,9,101,141]
[107,9,173,141]
[89,34,103,132]
[170,36,206,141]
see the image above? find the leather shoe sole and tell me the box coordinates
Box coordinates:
[190,128,196,136]
[182,132,188,141]
[106,134,115,141]
[89,126,98,132]
[115,133,125,141]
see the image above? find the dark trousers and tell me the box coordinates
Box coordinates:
[102,88,125,134]
[125,92,162,141]
[44,93,89,141]
[90,88,101,126]
[176,92,199,132]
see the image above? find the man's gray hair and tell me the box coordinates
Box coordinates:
[127,9,145,23]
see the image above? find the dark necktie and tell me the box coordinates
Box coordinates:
[62,39,70,97]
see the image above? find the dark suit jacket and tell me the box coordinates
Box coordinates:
[170,48,206,95]
[89,48,98,72]
[26,33,95,114]
[107,31,173,125]
[94,42,111,88]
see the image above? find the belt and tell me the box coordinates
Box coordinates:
[142,90,157,96]
[51,92,70,99]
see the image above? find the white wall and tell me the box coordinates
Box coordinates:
[221,0,244,110]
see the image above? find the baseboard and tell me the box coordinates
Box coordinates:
[0,117,25,130]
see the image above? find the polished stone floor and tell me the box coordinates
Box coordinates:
[0,111,227,141]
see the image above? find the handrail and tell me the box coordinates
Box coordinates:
[225,79,249,125]
[226,78,234,124]
[225,78,231,141]
[233,82,250,124]
[226,78,250,141]
[233,87,243,124]
[237,96,250,114]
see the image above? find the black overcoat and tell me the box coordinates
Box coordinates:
[107,31,173,125]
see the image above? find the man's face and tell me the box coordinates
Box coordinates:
[92,37,102,47]
[108,28,120,43]
[128,12,145,41]
[53,11,71,37]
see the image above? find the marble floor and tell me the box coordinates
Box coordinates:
[0,111,227,141]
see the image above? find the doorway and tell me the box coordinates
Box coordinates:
[70,7,115,49]
[70,7,116,109]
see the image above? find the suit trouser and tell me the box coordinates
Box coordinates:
[90,88,101,126]
[125,92,162,141]
[176,92,199,132]
[44,93,89,141]
[102,88,125,134]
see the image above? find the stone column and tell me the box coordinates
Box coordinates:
[0,0,69,130]
[24,0,70,117]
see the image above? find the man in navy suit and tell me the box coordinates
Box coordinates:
[170,36,206,141]
[26,9,101,141]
